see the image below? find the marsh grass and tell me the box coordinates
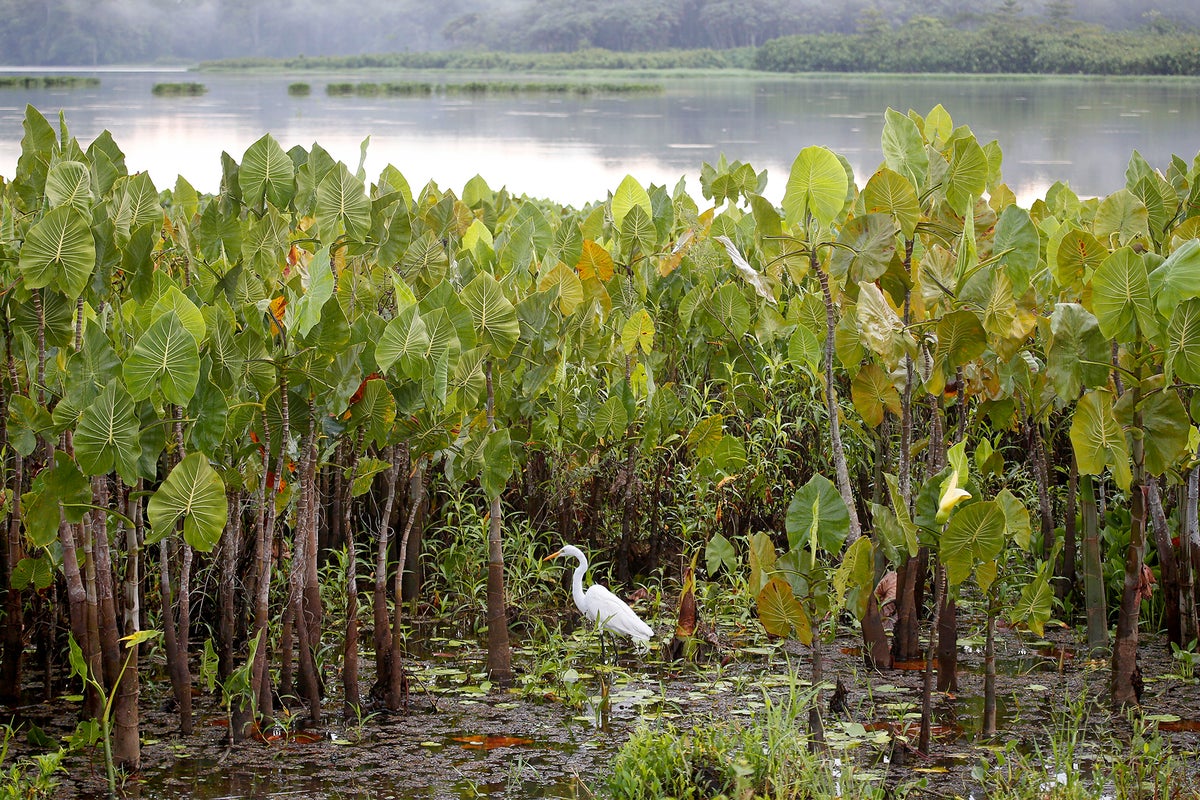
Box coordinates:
[974,692,1200,799]
[609,672,898,800]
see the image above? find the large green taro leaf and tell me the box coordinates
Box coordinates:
[315,162,370,242]
[74,379,141,482]
[783,145,848,228]
[1166,298,1200,385]
[941,500,1005,587]
[756,577,811,644]
[122,311,200,405]
[1070,390,1131,491]
[460,272,519,359]
[1091,246,1156,343]
[881,108,928,192]
[18,205,95,298]
[1047,303,1110,399]
[862,166,920,240]
[146,452,227,552]
[239,133,295,210]
[785,473,850,555]
[611,174,652,231]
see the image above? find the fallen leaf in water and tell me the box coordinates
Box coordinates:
[452,735,534,750]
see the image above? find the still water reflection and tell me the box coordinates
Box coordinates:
[2,69,1199,206]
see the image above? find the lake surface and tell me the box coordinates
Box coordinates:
[2,68,1200,207]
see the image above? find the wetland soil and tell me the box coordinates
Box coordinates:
[11,617,1200,799]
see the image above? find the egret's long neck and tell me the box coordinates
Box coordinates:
[571,555,588,613]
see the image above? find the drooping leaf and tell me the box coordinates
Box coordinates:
[621,309,656,355]
[1166,298,1200,385]
[1047,303,1111,399]
[1115,382,1191,476]
[992,205,1039,295]
[1070,390,1131,491]
[832,213,896,284]
[756,577,811,644]
[996,488,1032,551]
[862,166,919,239]
[1150,239,1200,320]
[480,427,513,501]
[1054,228,1108,288]
[935,309,986,368]
[716,235,776,305]
[22,453,91,548]
[881,108,928,191]
[851,362,900,428]
[146,453,228,552]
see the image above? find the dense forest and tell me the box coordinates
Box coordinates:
[0,0,1196,66]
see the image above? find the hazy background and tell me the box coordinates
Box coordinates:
[0,0,1196,66]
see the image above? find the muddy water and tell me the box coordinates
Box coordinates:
[19,619,1200,798]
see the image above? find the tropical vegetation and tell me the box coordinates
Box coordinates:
[2,100,1200,795]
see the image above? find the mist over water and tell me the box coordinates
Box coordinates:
[2,70,1198,206]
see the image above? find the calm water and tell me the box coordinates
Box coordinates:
[2,68,1200,207]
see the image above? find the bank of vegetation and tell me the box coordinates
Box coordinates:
[0,76,99,90]
[3,101,1200,795]
[757,19,1200,75]
[201,48,755,73]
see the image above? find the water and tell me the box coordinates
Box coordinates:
[3,68,1200,207]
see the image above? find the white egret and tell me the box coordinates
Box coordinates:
[543,545,654,647]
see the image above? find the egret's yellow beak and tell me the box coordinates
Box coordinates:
[542,550,563,562]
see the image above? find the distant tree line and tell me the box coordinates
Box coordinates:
[0,0,1196,66]
[757,14,1200,75]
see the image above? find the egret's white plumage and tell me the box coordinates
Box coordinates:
[544,545,654,645]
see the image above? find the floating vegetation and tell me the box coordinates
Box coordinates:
[322,79,661,98]
[0,75,100,89]
[287,82,311,96]
[151,82,207,96]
